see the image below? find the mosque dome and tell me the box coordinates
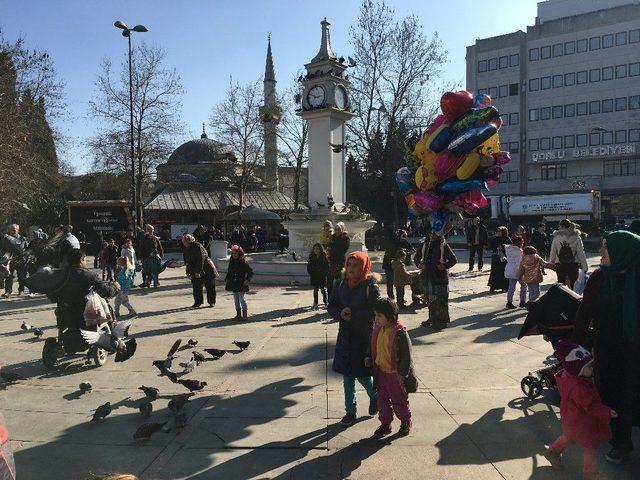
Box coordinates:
[167,127,236,165]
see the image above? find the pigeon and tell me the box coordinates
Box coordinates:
[21,321,43,337]
[152,361,178,383]
[187,339,198,348]
[179,359,197,374]
[204,348,226,359]
[80,319,132,352]
[348,56,357,67]
[338,56,345,63]
[163,339,182,369]
[297,74,303,82]
[233,341,250,351]
[0,369,24,383]
[92,402,112,421]
[133,422,168,440]
[33,327,44,337]
[79,381,92,393]
[168,394,192,413]
[177,379,207,392]
[315,201,325,208]
[114,338,137,363]
[191,351,206,363]
[139,400,153,417]
[329,142,345,153]
[138,386,159,399]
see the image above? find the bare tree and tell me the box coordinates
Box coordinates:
[88,43,183,223]
[210,78,264,214]
[278,77,308,209]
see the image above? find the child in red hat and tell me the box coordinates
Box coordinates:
[543,339,617,480]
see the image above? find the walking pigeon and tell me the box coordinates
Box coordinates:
[133,422,168,440]
[177,379,207,392]
[233,341,250,351]
[92,402,112,421]
[138,386,159,399]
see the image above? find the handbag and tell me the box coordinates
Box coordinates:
[403,370,418,393]
[206,257,219,278]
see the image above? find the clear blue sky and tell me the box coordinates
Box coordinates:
[0,0,538,173]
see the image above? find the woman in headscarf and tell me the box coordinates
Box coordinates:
[488,226,512,293]
[573,230,640,464]
[328,252,381,428]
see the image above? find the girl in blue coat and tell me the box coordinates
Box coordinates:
[328,251,381,427]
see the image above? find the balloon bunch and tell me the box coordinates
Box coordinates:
[396,91,511,232]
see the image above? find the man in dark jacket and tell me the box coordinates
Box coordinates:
[139,224,164,287]
[381,227,400,300]
[2,224,28,297]
[466,217,488,271]
[183,234,217,308]
[529,222,550,274]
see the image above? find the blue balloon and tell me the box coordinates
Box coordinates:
[472,93,491,109]
[395,167,414,194]
[437,178,488,194]
[448,124,497,156]
[431,209,447,232]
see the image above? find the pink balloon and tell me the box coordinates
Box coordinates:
[425,114,447,135]
[435,150,464,182]
[487,178,499,187]
[493,151,511,165]
[413,192,441,212]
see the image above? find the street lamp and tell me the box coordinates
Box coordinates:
[114,20,148,229]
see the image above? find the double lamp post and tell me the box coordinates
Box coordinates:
[114,20,147,229]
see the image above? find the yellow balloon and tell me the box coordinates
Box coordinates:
[456,152,481,180]
[414,124,447,162]
[479,133,500,156]
[415,165,438,191]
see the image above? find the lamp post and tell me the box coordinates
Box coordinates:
[114,20,148,229]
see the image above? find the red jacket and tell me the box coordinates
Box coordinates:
[555,369,612,448]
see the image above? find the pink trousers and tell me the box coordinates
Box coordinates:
[376,371,411,424]
[550,435,597,474]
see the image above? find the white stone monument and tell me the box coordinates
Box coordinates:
[283,18,376,259]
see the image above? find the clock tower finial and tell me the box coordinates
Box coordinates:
[310,17,337,63]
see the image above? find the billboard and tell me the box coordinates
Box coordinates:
[69,204,132,248]
[508,193,596,217]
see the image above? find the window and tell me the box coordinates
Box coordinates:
[564,135,575,148]
[589,36,601,50]
[630,95,640,110]
[630,62,640,76]
[616,31,628,46]
[576,102,588,116]
[577,39,588,52]
[564,41,575,55]
[509,83,518,96]
[510,112,519,124]
[478,60,487,72]
[529,78,539,91]
[606,159,638,176]
[553,74,563,88]
[510,171,519,183]
[552,43,563,57]
[541,164,567,180]
[577,134,588,147]
[589,100,600,114]
[602,131,613,144]
[529,108,539,121]
[500,142,508,151]
[540,106,551,120]
[540,45,551,59]
[589,133,600,146]
[630,29,640,43]
[615,130,627,143]
[602,66,614,81]
[488,58,498,70]
[499,56,508,69]
[540,137,551,150]
[629,129,640,142]
[589,69,600,82]
[564,72,576,86]
[564,104,576,117]
[577,71,588,84]
[510,54,519,67]
[541,76,551,89]
[498,84,508,97]
[489,87,498,99]
[602,34,614,48]
[552,136,562,149]
[602,98,614,113]
[509,141,519,153]
[616,97,627,111]
[616,64,627,78]
[529,138,539,151]
[552,105,563,118]
[529,48,539,61]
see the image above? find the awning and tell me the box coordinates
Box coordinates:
[145,188,295,212]
[223,205,281,221]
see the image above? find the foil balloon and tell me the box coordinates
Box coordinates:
[493,151,511,165]
[434,150,464,182]
[431,209,448,232]
[415,165,438,192]
[456,152,482,180]
[472,93,491,109]
[479,134,501,156]
[425,114,446,135]
[450,106,500,134]
[395,167,414,194]
[448,124,497,156]
[440,91,474,121]
[437,178,487,194]
[413,192,440,211]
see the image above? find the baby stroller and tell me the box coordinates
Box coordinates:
[517,284,582,399]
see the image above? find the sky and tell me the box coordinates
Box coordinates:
[0,0,539,173]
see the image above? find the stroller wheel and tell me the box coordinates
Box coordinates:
[521,375,543,399]
[93,347,108,366]
[42,338,59,369]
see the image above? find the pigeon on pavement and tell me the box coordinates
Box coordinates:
[191,351,206,363]
[152,361,178,383]
[187,339,198,347]
[139,401,153,418]
[79,382,92,393]
[80,319,132,352]
[92,402,112,421]
[21,321,43,337]
[138,386,159,399]
[133,422,168,440]
[114,338,137,363]
[179,359,197,374]
[163,339,182,369]
[204,348,226,358]
[177,379,207,392]
[168,394,192,413]
[233,341,250,351]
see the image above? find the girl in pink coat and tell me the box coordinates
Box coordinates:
[544,339,616,480]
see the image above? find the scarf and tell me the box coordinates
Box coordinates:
[345,251,372,288]
[602,230,640,339]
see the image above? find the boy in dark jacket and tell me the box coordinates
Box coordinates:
[307,243,330,309]
[366,298,415,438]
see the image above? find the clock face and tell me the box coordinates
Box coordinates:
[334,85,347,110]
[307,85,325,108]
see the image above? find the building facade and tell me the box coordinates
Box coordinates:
[466,0,640,218]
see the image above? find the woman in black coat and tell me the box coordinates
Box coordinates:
[488,226,511,293]
[327,222,351,296]
[225,245,254,320]
[307,243,330,308]
[183,235,217,308]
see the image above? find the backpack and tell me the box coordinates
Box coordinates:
[558,241,575,264]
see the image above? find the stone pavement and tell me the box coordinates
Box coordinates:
[1,252,638,480]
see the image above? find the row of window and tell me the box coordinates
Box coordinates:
[528,29,640,62]
[477,54,519,73]
[540,164,567,180]
[533,160,640,180]
[529,129,640,152]
[499,141,521,154]
[528,96,640,122]
[499,170,520,183]
[528,62,640,92]
[477,83,519,99]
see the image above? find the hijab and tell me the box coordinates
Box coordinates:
[345,251,372,289]
[602,230,640,339]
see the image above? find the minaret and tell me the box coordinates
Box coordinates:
[260,34,281,190]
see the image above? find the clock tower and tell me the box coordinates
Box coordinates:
[298,18,355,208]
